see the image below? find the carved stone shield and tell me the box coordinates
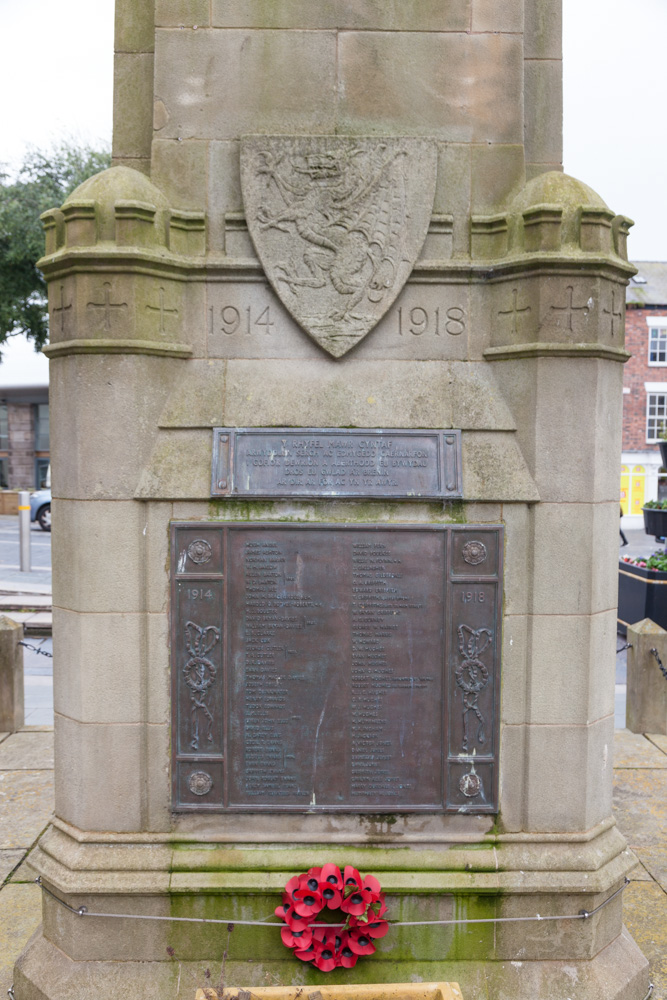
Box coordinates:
[241,136,437,358]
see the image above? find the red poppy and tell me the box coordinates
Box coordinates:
[341,887,369,917]
[294,943,319,963]
[280,925,313,950]
[313,946,338,972]
[362,874,382,899]
[312,927,343,972]
[363,916,389,939]
[338,941,359,968]
[348,929,376,956]
[343,865,362,891]
[284,876,302,900]
[320,863,343,890]
[292,886,324,918]
[275,899,310,931]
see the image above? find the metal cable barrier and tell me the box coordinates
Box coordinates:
[18,641,53,657]
[35,875,629,929]
[650,646,667,681]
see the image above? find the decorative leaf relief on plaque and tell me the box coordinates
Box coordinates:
[241,136,437,358]
[455,624,493,752]
[183,621,221,751]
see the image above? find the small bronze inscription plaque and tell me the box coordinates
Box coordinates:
[172,523,502,813]
[211,428,462,500]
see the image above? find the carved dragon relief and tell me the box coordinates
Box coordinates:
[241,136,437,358]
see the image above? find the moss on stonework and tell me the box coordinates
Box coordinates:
[206,499,468,524]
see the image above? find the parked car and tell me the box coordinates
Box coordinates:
[29,488,51,531]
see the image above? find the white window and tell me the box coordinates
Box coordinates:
[647,317,667,365]
[647,392,667,441]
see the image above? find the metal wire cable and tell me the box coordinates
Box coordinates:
[35,876,629,929]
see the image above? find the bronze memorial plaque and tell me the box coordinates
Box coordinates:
[171,524,502,813]
[211,428,462,500]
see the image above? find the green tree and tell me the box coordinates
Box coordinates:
[0,141,111,350]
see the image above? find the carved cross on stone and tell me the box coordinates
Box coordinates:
[549,285,590,332]
[145,286,178,334]
[603,288,623,338]
[51,284,72,334]
[498,288,531,335]
[86,282,128,332]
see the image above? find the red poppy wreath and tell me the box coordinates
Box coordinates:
[275,864,389,972]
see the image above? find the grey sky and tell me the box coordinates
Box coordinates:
[0,0,664,260]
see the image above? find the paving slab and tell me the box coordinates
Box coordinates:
[9,854,38,884]
[0,733,8,744]
[635,846,667,893]
[0,732,54,771]
[0,882,42,998]
[0,595,51,609]
[613,768,667,850]
[0,770,54,850]
[627,859,653,881]
[0,849,24,883]
[647,733,667,755]
[622,879,667,1000]
[613,729,667,768]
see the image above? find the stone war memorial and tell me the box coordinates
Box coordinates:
[14,1,651,998]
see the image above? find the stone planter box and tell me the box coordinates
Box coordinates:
[642,506,667,537]
[618,559,667,635]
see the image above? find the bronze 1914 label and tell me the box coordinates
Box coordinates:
[211,428,462,499]
[171,523,502,813]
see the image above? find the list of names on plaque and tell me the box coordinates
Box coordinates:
[172,523,502,813]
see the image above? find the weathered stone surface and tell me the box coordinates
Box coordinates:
[338,32,523,144]
[153,29,337,139]
[241,136,437,357]
[0,884,42,999]
[0,616,23,733]
[471,0,523,33]
[614,729,667,769]
[211,1,471,30]
[622,880,667,998]
[626,620,667,735]
[112,52,154,162]
[524,59,563,167]
[0,770,54,850]
[614,768,667,850]
[54,715,143,832]
[115,0,154,53]
[205,280,471,362]
[155,0,209,27]
[0,732,53,771]
[53,610,145,724]
[222,359,517,431]
[52,501,145,613]
[151,138,208,211]
[525,0,562,59]
[0,849,23,882]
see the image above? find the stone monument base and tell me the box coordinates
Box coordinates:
[14,819,650,1000]
[16,929,648,1000]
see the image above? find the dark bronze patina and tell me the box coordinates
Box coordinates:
[211,428,462,499]
[171,523,502,813]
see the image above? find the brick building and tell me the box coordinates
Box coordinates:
[622,262,667,524]
[0,334,50,490]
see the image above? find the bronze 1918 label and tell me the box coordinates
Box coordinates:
[211,428,462,499]
[171,523,502,813]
